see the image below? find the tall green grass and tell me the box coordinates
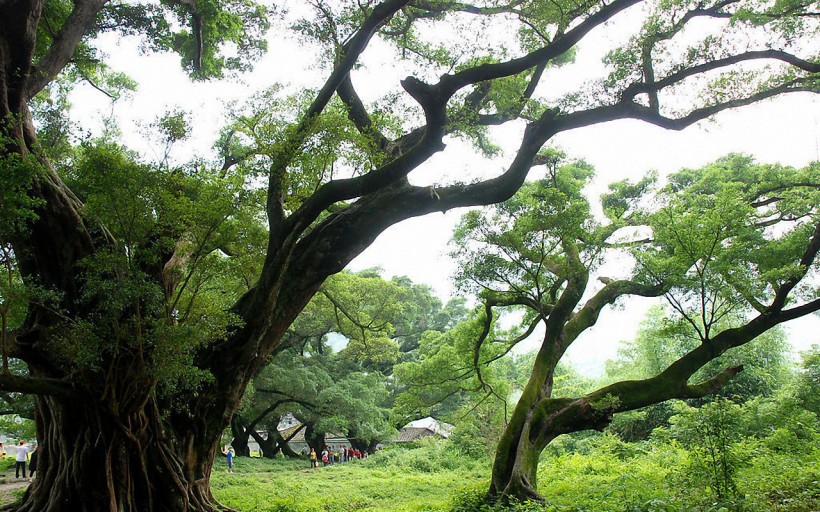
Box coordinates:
[213,430,820,512]
[212,439,489,512]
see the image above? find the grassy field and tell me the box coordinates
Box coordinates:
[211,449,489,512]
[1,430,817,511]
[212,432,820,512]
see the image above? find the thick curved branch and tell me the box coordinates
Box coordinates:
[0,373,74,398]
[636,0,739,111]
[337,75,393,155]
[473,298,548,388]
[410,0,527,17]
[283,0,644,229]
[530,361,745,442]
[243,398,305,433]
[680,364,744,398]
[275,79,815,322]
[438,0,643,96]
[623,50,820,101]
[564,279,668,345]
[419,75,816,213]
[320,289,391,334]
[471,303,505,405]
[25,0,111,99]
[778,297,820,322]
[474,61,547,125]
[626,81,816,130]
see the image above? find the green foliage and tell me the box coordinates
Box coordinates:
[451,157,597,296]
[600,0,818,111]
[390,277,467,355]
[367,437,473,473]
[322,271,405,370]
[39,0,269,83]
[450,486,543,512]
[795,345,820,415]
[240,270,463,451]
[0,136,44,241]
[30,81,78,171]
[0,415,37,441]
[393,312,511,423]
[668,398,745,508]
[246,348,394,448]
[637,156,820,339]
[218,89,397,214]
[23,138,264,391]
[448,399,508,460]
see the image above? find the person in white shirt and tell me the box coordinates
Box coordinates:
[15,440,29,479]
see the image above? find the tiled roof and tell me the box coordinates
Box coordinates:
[395,427,436,443]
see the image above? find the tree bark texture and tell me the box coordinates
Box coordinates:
[229,416,252,457]
[19,394,229,512]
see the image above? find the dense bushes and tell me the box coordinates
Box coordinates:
[205,412,819,512]
[448,389,820,512]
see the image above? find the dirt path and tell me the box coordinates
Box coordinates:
[0,466,30,508]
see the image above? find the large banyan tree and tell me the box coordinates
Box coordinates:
[0,0,818,509]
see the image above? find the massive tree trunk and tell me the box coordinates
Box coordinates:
[304,423,326,454]
[20,394,228,512]
[248,425,301,459]
[249,429,276,458]
[488,408,544,502]
[489,394,541,500]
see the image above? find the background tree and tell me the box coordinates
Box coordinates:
[794,345,820,416]
[443,155,819,502]
[234,348,395,456]
[232,270,453,456]
[1,0,818,510]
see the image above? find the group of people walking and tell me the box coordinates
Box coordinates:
[308,446,367,468]
[219,443,370,473]
[1,439,39,481]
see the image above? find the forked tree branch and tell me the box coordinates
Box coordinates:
[623,49,820,102]
[26,0,111,99]
[564,279,668,344]
[265,0,411,228]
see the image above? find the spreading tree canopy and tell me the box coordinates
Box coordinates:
[414,154,819,502]
[0,0,818,510]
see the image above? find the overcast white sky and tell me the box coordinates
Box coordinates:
[70,5,820,374]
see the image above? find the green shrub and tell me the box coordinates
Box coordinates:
[366,438,475,473]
